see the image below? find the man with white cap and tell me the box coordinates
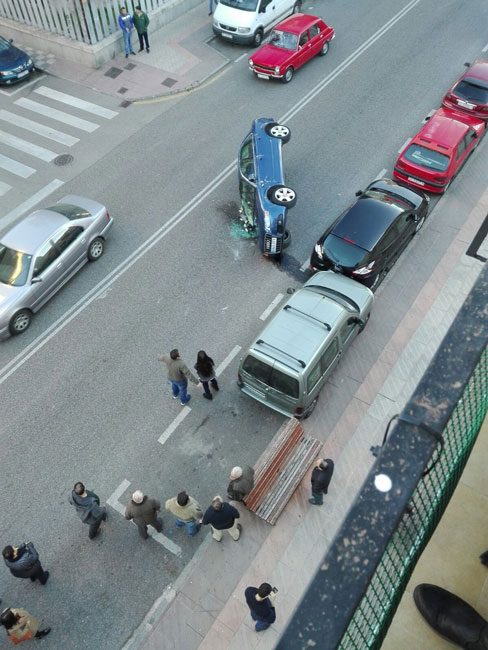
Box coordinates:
[125,490,163,539]
[227,465,255,502]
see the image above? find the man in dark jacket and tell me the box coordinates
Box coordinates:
[158,348,201,405]
[202,496,241,541]
[309,458,335,505]
[227,465,255,502]
[68,481,107,539]
[245,583,277,631]
[133,5,150,53]
[125,490,163,539]
[2,543,49,585]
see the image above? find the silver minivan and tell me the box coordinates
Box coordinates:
[238,272,373,418]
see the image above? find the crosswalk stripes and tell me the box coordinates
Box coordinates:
[0,153,35,178]
[0,109,80,147]
[33,86,118,119]
[14,98,99,133]
[0,181,12,197]
[0,129,57,162]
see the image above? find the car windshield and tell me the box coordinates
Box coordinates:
[242,356,299,398]
[453,79,488,104]
[0,38,11,52]
[219,0,258,11]
[47,204,91,220]
[269,30,298,50]
[323,234,367,268]
[403,144,450,172]
[0,245,32,287]
[363,189,413,211]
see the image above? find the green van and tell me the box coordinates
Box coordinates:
[237,272,374,418]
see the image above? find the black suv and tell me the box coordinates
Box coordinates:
[310,178,429,290]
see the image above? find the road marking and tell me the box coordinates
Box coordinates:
[0,129,57,161]
[215,345,242,376]
[158,407,191,446]
[235,52,249,63]
[0,109,79,146]
[0,0,424,382]
[398,137,411,154]
[0,181,11,196]
[260,294,284,320]
[34,86,118,119]
[300,257,311,272]
[376,168,387,179]
[0,153,36,178]
[0,179,64,231]
[15,97,99,132]
[422,108,435,123]
[107,479,182,557]
[0,74,46,96]
[482,43,488,53]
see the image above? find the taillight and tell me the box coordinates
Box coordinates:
[106,210,110,219]
[237,373,242,385]
[294,407,303,416]
[436,176,447,183]
[353,261,375,276]
[397,159,406,169]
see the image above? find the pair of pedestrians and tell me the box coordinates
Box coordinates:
[119,6,150,57]
[158,349,219,404]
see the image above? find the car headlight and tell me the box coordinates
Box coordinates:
[0,70,12,76]
[249,59,253,66]
[314,243,323,259]
[27,58,33,65]
[264,211,271,232]
[274,66,280,73]
[237,27,251,33]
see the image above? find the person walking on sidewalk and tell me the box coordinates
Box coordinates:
[165,491,202,537]
[202,496,241,541]
[208,0,218,16]
[158,348,201,405]
[309,458,335,506]
[68,481,107,540]
[2,543,49,585]
[125,490,163,540]
[245,583,277,631]
[194,350,219,401]
[227,465,254,502]
[118,7,135,58]
[133,6,150,53]
[0,607,50,643]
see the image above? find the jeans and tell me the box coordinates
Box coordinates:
[174,518,198,536]
[202,378,219,397]
[250,608,276,631]
[88,509,107,539]
[172,379,190,404]
[122,29,134,54]
[209,0,217,12]
[138,32,149,50]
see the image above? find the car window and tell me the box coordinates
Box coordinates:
[0,38,12,52]
[33,241,60,277]
[239,135,255,181]
[453,79,488,104]
[403,144,450,172]
[52,226,84,254]
[0,245,32,287]
[455,137,467,161]
[307,360,321,393]
[219,0,259,11]
[320,339,339,374]
[340,319,357,345]
[323,234,367,268]
[260,0,272,9]
[379,225,398,251]
[47,204,91,220]
[269,368,299,398]
[242,355,271,383]
[309,24,321,38]
[270,30,298,50]
[395,213,413,236]
[239,177,256,223]
[299,31,309,47]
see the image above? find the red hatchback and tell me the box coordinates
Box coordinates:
[248,14,334,84]
[443,60,488,121]
[393,108,485,194]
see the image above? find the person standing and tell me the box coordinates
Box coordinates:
[227,465,254,502]
[68,481,107,540]
[0,607,50,643]
[165,491,202,537]
[118,7,135,58]
[158,348,201,405]
[244,583,277,631]
[2,543,49,585]
[309,458,335,506]
[202,496,241,541]
[133,5,150,53]
[208,0,218,16]
[194,350,219,401]
[125,490,163,540]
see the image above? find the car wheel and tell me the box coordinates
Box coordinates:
[88,237,105,261]
[414,215,426,233]
[9,309,32,336]
[318,41,329,56]
[370,270,386,292]
[282,67,294,83]
[282,229,291,249]
[268,185,297,207]
[265,122,291,143]
[252,29,263,47]
[292,1,301,13]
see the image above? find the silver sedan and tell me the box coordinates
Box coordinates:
[0,195,113,339]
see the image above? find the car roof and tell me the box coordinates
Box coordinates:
[463,59,488,84]
[273,13,321,35]
[331,197,403,252]
[412,108,471,151]
[1,211,69,255]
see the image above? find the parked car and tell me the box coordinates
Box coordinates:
[213,0,301,46]
[237,271,373,418]
[442,59,488,121]
[0,36,34,85]
[393,108,485,194]
[238,117,296,257]
[249,13,334,83]
[0,196,113,339]
[310,178,429,290]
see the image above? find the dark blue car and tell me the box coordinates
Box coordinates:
[238,118,297,258]
[0,36,34,85]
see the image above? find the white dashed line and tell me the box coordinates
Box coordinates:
[215,345,242,376]
[398,137,411,154]
[235,52,249,63]
[376,168,387,180]
[259,294,284,320]
[300,257,311,272]
[422,108,436,123]
[158,407,191,446]
[0,179,64,231]
[482,43,488,53]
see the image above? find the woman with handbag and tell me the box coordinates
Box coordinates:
[0,607,50,644]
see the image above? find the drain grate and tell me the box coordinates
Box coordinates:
[54,153,74,166]
[161,77,177,87]
[124,63,136,70]
[105,67,123,78]
[118,87,128,94]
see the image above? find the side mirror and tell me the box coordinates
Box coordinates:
[464,61,471,67]
[8,38,13,44]
[355,190,363,197]
[31,276,42,284]
[259,5,266,12]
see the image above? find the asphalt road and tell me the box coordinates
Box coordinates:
[1,0,487,648]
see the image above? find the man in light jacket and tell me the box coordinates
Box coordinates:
[158,348,201,405]
[68,481,107,539]
[227,465,255,502]
[2,543,49,585]
[165,491,202,536]
[125,490,163,540]
[118,7,135,58]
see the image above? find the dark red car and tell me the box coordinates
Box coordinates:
[248,14,334,84]
[393,108,485,194]
[442,60,488,121]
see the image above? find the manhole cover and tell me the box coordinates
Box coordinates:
[54,153,74,166]
[105,67,123,78]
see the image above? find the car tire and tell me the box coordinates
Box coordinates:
[414,215,426,234]
[292,1,301,13]
[268,185,297,207]
[318,40,329,56]
[370,270,386,292]
[88,237,105,261]
[252,29,263,47]
[265,122,291,143]
[282,229,291,249]
[282,67,294,83]
[9,309,32,336]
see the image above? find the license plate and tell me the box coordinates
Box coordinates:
[222,32,233,39]
[17,70,29,78]
[408,176,424,186]
[457,99,475,109]
[257,73,269,80]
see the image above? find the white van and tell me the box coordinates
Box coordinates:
[212,0,301,47]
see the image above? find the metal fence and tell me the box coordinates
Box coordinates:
[278,262,488,650]
[0,0,164,44]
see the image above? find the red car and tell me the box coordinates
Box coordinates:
[248,14,334,84]
[443,60,488,121]
[393,108,485,194]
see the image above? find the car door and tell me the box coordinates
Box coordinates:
[455,129,478,175]
[393,211,417,254]
[28,240,65,310]
[297,29,313,67]
[258,0,276,30]
[51,225,86,277]
[308,22,324,56]
[306,337,340,401]
[374,224,399,274]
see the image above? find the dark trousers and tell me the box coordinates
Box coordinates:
[311,490,325,504]
[137,518,163,539]
[138,32,149,50]
[88,510,107,539]
[29,564,48,584]
[202,378,219,397]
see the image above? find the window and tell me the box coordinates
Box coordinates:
[309,24,321,38]
[340,320,357,345]
[395,213,413,237]
[320,339,339,374]
[299,31,309,47]
[239,177,256,224]
[47,203,91,220]
[0,246,32,287]
[270,30,298,50]
[33,242,60,277]
[307,360,321,393]
[239,135,255,181]
[403,144,450,172]
[242,356,271,384]
[269,368,299,398]
[379,226,398,251]
[52,226,84,254]
[455,138,466,161]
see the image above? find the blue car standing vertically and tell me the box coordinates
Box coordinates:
[238,118,297,258]
[0,36,34,85]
